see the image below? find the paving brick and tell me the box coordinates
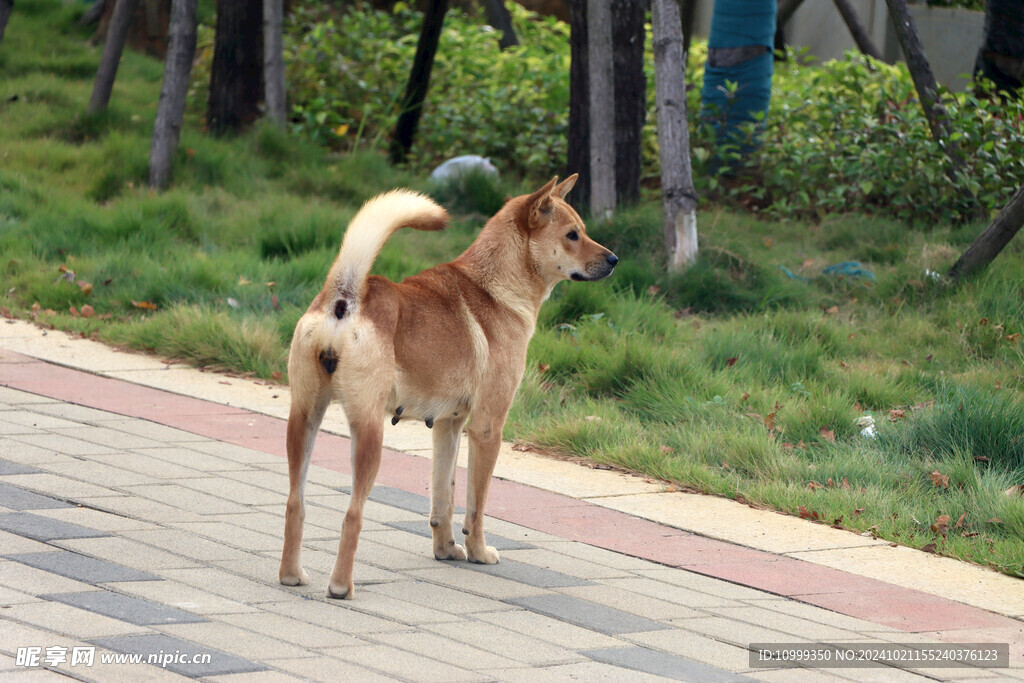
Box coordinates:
[3,598,151,638]
[559,584,704,621]
[715,604,867,642]
[483,661,669,682]
[363,578,513,617]
[44,590,208,625]
[196,670,306,683]
[186,441,282,465]
[123,484,251,516]
[259,598,408,634]
[0,441,76,467]
[121,529,254,562]
[104,579,257,615]
[0,483,73,511]
[675,615,810,650]
[9,433,119,456]
[40,459,160,487]
[2,410,83,430]
[7,551,159,584]
[80,495,207,524]
[134,447,255,473]
[0,511,107,542]
[508,593,672,636]
[583,646,753,682]
[181,477,285,507]
[93,633,267,677]
[261,656,392,681]
[602,576,746,609]
[405,566,551,601]
[6,473,120,500]
[90,418,208,443]
[215,612,366,648]
[28,401,125,423]
[157,621,314,662]
[500,547,631,580]
[461,557,595,589]
[474,609,627,650]
[155,567,308,606]
[324,643,483,682]
[623,628,764,673]
[167,521,281,553]
[384,520,534,551]
[0,458,40,475]
[87,453,209,481]
[633,567,796,601]
[424,620,583,666]
[533,539,670,572]
[210,555,314,585]
[0,416,43,435]
[31,506,161,532]
[0,558,97,595]
[55,537,201,571]
[366,630,523,671]
[51,426,166,450]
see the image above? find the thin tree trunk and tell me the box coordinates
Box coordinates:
[777,0,805,26]
[481,0,517,50]
[390,0,448,164]
[263,0,286,125]
[0,0,13,44]
[833,0,882,60]
[88,0,140,114]
[883,0,963,173]
[586,0,615,218]
[680,0,696,58]
[612,0,644,207]
[948,186,1024,281]
[79,0,107,27]
[148,0,197,190]
[567,0,590,211]
[208,0,264,136]
[653,0,698,271]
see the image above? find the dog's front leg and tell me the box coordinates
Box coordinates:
[430,417,468,560]
[327,420,383,599]
[464,418,503,564]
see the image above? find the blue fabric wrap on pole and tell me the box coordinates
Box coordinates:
[700,0,777,152]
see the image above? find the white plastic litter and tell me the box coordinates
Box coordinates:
[857,414,876,438]
[429,155,499,181]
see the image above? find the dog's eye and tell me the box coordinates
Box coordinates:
[566,230,579,241]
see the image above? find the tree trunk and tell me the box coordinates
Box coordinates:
[680,0,696,58]
[973,0,1024,97]
[883,0,962,173]
[586,0,615,218]
[653,0,698,271]
[207,0,263,136]
[567,0,590,211]
[390,0,448,164]
[948,186,1024,281]
[481,0,517,49]
[263,0,286,125]
[611,0,645,207]
[0,0,12,44]
[777,0,805,26]
[148,0,197,190]
[88,0,140,114]
[833,0,882,60]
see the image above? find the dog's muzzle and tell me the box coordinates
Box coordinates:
[571,253,618,281]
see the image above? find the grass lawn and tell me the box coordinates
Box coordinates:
[2,1,1023,578]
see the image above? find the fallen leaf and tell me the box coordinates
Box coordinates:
[925,353,934,362]
[824,305,839,315]
[807,480,822,491]
[537,363,550,373]
[584,416,602,423]
[930,514,951,537]
[974,456,990,463]
[1005,485,1024,497]
[978,317,989,326]
[840,477,851,490]
[955,513,967,528]
[659,445,674,455]
[238,276,251,286]
[78,281,93,296]
[798,506,820,520]
[270,371,283,382]
[511,443,529,452]
[68,306,79,317]
[764,412,776,430]
[826,477,835,488]
[819,426,835,442]
[646,285,661,297]
[333,123,350,136]
[763,238,773,248]
[888,409,906,420]
[839,361,850,368]
[986,517,1003,524]
[726,357,738,367]
[80,304,94,318]
[271,294,279,310]
[853,507,865,515]
[921,543,938,554]
[131,300,158,310]
[929,470,949,489]
[665,482,677,492]
[1006,333,1021,343]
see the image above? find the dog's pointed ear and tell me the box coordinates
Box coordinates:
[554,174,577,199]
[526,176,559,227]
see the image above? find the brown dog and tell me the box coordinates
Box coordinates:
[279,175,617,598]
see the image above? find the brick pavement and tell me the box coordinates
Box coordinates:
[1,345,1023,681]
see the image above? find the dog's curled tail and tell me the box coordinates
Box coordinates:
[326,189,448,300]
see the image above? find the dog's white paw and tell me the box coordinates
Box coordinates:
[327,580,354,600]
[279,568,309,586]
[467,545,499,565]
[434,542,467,561]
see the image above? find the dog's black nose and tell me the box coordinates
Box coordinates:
[606,254,619,267]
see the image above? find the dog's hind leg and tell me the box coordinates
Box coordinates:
[463,416,503,565]
[279,378,331,587]
[327,416,384,599]
[430,417,468,561]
